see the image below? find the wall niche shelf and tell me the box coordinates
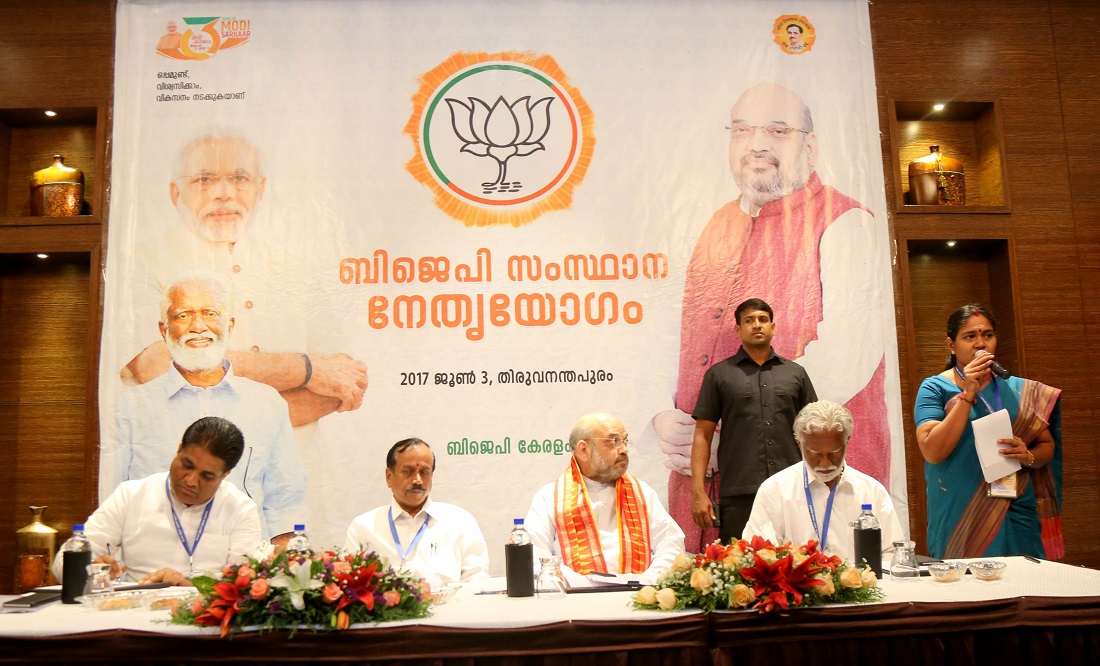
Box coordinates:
[900,236,1024,386]
[0,105,104,226]
[888,97,1010,214]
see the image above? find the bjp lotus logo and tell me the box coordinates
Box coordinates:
[445,95,554,193]
[406,52,595,227]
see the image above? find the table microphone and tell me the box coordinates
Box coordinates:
[975,350,1010,379]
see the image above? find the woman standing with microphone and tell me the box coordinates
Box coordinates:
[913,304,1063,560]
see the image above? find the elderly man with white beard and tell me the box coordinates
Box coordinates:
[743,400,903,563]
[114,276,307,548]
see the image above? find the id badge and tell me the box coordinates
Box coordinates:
[989,471,1019,498]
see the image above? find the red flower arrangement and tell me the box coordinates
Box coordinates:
[172,548,432,636]
[634,536,882,614]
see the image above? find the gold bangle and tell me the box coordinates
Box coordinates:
[1026,450,1035,467]
[958,395,975,405]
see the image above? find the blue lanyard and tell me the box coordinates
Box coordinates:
[955,366,1002,413]
[388,507,429,564]
[165,476,213,575]
[803,465,838,551]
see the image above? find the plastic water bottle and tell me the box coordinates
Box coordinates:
[286,524,311,554]
[852,504,882,579]
[505,518,534,597]
[61,524,92,604]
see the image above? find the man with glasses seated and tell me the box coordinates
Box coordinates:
[524,413,684,585]
[744,400,903,563]
[344,438,489,585]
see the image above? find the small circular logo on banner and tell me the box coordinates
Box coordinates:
[774,15,815,55]
[405,52,595,227]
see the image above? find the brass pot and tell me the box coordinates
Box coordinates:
[30,154,85,216]
[16,506,58,592]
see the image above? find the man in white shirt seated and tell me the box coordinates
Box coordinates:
[744,400,904,563]
[524,413,685,585]
[344,438,489,585]
[52,416,261,586]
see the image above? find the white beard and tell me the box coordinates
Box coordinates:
[167,332,227,372]
[808,464,842,484]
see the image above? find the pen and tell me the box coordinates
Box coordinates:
[1022,555,1041,564]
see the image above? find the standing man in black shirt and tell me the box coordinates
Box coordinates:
[690,298,818,543]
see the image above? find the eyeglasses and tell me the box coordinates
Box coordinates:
[726,124,810,142]
[589,436,631,450]
[169,308,223,324]
[179,172,257,192]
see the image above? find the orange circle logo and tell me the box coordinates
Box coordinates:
[774,15,815,55]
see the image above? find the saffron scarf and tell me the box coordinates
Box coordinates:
[943,378,1063,560]
[551,457,652,574]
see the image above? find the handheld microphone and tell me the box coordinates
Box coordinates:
[975,350,1010,380]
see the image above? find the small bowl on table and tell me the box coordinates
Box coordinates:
[968,560,1007,581]
[928,561,966,582]
[431,583,461,605]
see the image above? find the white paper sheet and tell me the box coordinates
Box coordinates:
[971,409,1021,483]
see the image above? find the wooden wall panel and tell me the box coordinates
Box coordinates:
[0,0,112,594]
[0,1,115,105]
[0,254,90,591]
[873,0,1100,567]
[1050,0,1100,569]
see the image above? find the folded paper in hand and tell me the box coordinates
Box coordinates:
[971,409,1021,483]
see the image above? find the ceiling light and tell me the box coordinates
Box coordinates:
[44,110,57,117]
[945,240,957,248]
[37,253,49,259]
[932,103,945,112]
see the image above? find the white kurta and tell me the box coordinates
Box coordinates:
[524,473,685,585]
[343,498,489,585]
[744,461,905,563]
[52,472,262,583]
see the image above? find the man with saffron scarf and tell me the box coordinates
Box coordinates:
[524,413,684,585]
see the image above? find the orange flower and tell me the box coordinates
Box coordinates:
[383,590,401,607]
[190,598,205,615]
[250,577,269,600]
[322,582,342,604]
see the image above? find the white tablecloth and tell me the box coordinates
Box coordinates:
[1,556,1097,638]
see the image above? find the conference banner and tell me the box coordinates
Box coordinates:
[102,0,904,565]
